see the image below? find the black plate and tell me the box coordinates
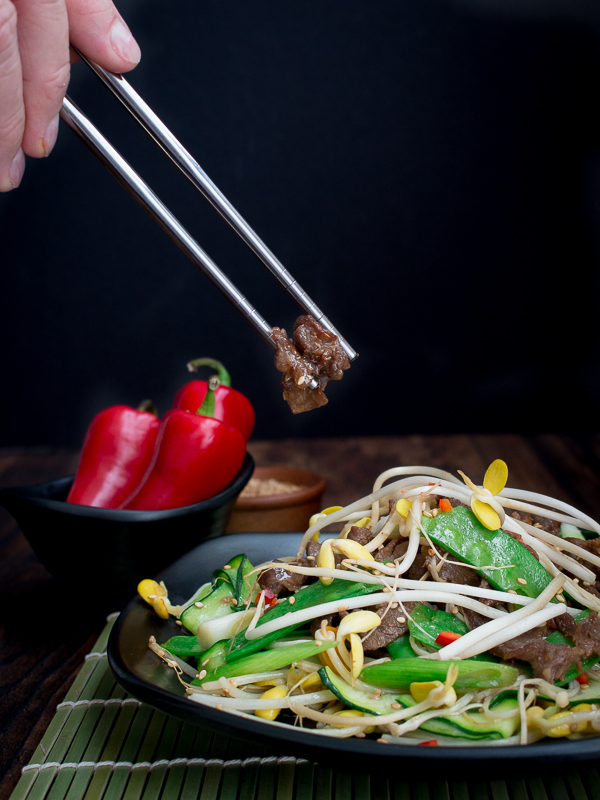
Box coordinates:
[108,533,600,775]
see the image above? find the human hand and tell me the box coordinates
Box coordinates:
[0,0,141,192]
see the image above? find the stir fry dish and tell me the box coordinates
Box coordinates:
[139,461,600,747]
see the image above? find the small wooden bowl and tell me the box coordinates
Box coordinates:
[225,467,326,533]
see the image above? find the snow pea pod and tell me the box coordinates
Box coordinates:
[421,506,553,597]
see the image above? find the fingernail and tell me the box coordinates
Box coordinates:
[9,148,25,189]
[110,19,141,65]
[42,115,59,157]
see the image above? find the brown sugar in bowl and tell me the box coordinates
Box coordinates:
[225,467,326,533]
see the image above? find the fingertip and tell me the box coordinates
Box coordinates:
[109,18,141,69]
[0,148,25,192]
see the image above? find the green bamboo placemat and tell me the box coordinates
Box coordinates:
[9,614,600,800]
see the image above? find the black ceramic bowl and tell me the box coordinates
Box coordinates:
[0,453,254,609]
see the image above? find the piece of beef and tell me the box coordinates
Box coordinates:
[572,613,600,659]
[548,612,577,638]
[374,539,397,562]
[362,602,416,652]
[347,526,376,547]
[493,631,578,683]
[510,510,561,536]
[406,545,429,580]
[478,578,505,609]
[258,560,308,597]
[462,608,579,683]
[310,614,340,637]
[306,539,321,559]
[435,555,480,586]
[564,537,600,579]
[272,315,350,414]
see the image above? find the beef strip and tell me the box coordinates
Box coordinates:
[572,614,600,659]
[462,608,583,683]
[347,526,376,547]
[362,602,417,652]
[258,560,308,597]
[435,555,480,586]
[564,537,600,579]
[510,510,561,536]
[272,315,350,414]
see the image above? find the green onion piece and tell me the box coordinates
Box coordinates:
[194,640,337,685]
[361,657,518,690]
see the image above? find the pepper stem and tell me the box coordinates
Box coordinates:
[197,375,221,417]
[137,399,158,416]
[186,358,231,387]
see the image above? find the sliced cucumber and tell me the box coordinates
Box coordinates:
[180,553,251,634]
[394,694,520,740]
[161,635,205,658]
[319,667,397,714]
[197,640,229,673]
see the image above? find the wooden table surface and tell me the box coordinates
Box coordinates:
[2,434,600,798]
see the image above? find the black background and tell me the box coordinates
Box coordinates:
[1,0,600,446]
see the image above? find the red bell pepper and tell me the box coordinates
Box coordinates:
[122,381,247,510]
[67,403,159,508]
[173,358,255,441]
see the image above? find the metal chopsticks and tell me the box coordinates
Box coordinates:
[60,52,357,364]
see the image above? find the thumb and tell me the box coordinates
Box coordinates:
[66,0,140,73]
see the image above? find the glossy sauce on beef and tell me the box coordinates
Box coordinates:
[272,315,350,413]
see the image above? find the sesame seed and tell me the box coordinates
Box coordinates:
[423,511,432,518]
[198,669,207,679]
[216,704,224,710]
[391,702,401,709]
[557,594,566,603]
[307,556,315,561]
[223,565,232,570]
[534,523,543,529]
[231,599,238,606]
[315,641,322,647]
[194,602,204,608]
[202,659,210,666]
[148,594,157,599]
[397,616,406,624]
[517,578,527,585]
[289,596,296,605]
[432,509,439,517]
[391,603,398,609]
[383,587,391,593]
[451,607,459,615]
[377,738,389,744]
[584,581,593,587]
[355,732,366,738]
[507,589,518,595]
[175,620,183,626]
[338,605,349,613]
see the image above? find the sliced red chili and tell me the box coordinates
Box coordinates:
[435,630,463,646]
[576,673,589,685]
[417,740,438,746]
